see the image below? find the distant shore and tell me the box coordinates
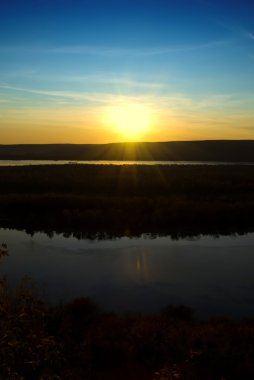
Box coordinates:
[1,164,254,236]
[1,140,254,162]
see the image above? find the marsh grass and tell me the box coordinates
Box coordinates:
[0,165,254,236]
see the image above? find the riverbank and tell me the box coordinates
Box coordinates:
[0,164,254,236]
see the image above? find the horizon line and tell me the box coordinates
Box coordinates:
[1,139,254,146]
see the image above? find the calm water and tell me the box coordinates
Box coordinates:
[1,228,254,318]
[0,160,253,166]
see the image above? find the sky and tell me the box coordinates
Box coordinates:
[0,0,254,144]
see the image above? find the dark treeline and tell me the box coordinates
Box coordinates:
[1,140,254,161]
[1,164,254,236]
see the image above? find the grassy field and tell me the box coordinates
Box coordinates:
[0,164,254,236]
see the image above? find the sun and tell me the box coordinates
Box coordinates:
[104,102,153,141]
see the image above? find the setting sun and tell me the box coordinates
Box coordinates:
[104,102,153,141]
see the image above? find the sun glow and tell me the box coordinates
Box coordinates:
[104,102,153,140]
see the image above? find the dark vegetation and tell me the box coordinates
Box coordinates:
[1,164,254,236]
[1,140,254,161]
[1,245,254,380]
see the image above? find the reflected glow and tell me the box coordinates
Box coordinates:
[135,251,149,278]
[104,102,153,140]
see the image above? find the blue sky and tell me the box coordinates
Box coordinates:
[1,0,254,143]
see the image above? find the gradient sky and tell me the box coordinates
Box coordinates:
[1,0,254,143]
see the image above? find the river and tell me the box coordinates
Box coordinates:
[1,228,254,319]
[0,160,253,166]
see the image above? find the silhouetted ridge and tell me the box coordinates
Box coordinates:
[0,140,254,161]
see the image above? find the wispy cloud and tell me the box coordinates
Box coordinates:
[46,40,229,56]
[243,31,254,40]
[0,84,115,103]
[1,83,253,115]
[0,39,230,57]
[5,71,165,90]
[56,74,165,89]
[0,84,161,106]
[0,84,198,109]
[218,21,254,42]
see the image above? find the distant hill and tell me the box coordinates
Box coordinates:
[1,140,254,162]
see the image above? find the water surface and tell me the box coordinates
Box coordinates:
[1,228,254,318]
[0,160,253,166]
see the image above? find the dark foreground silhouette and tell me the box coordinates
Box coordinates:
[1,164,254,236]
[0,247,254,380]
[1,140,254,161]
